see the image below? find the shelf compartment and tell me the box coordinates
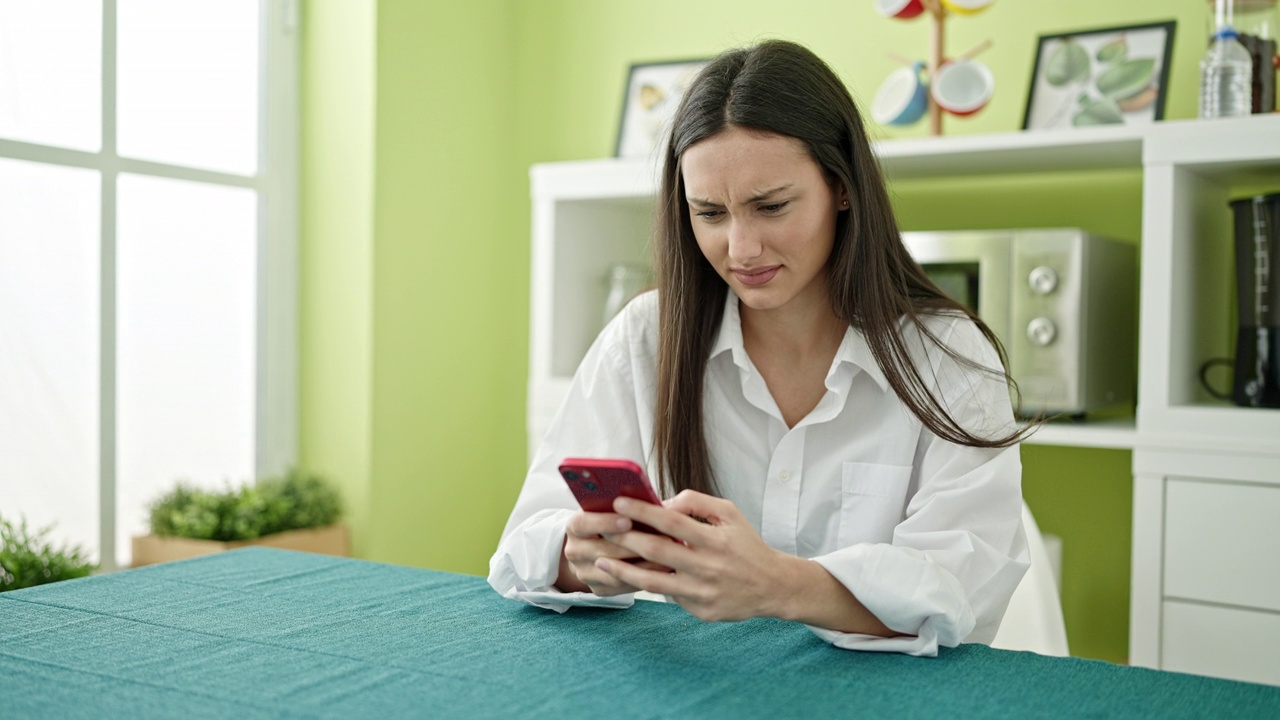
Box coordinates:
[1138,116,1280,439]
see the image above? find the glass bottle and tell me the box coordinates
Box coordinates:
[1200,26,1254,117]
[602,263,651,326]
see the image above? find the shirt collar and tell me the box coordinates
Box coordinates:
[709,290,743,360]
[834,322,890,393]
[708,290,890,393]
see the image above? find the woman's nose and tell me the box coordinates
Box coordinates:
[727,218,763,264]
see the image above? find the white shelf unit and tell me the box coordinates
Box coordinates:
[529,117,1280,684]
[1128,116,1280,687]
[528,158,658,454]
[529,122,1157,454]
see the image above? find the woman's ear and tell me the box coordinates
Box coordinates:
[826,175,850,210]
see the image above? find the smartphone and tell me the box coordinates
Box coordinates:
[558,457,665,534]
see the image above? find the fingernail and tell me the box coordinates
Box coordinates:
[615,497,631,512]
[596,558,612,572]
[616,518,630,532]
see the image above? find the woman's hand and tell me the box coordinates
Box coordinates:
[557,511,670,596]
[594,490,793,621]
[596,490,896,636]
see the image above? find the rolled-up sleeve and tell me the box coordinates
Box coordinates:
[808,318,1029,656]
[488,507,635,611]
[487,296,655,611]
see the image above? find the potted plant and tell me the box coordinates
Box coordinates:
[131,468,348,567]
[1,515,96,592]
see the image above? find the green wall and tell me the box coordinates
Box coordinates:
[301,0,527,569]
[365,1,525,569]
[302,0,1218,664]
[300,0,374,556]
[1022,445,1134,664]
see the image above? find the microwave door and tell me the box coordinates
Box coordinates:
[901,232,1013,346]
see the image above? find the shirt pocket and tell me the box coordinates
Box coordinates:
[837,462,913,548]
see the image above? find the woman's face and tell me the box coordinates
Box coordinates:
[681,126,845,318]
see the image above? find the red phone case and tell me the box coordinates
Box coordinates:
[558,457,664,534]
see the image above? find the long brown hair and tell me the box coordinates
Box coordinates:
[652,40,1036,498]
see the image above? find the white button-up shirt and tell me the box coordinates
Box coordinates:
[489,290,1028,656]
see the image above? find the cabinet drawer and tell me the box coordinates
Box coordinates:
[1162,601,1280,686]
[1164,478,1280,612]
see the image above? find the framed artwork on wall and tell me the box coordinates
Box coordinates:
[1023,21,1177,130]
[615,59,708,158]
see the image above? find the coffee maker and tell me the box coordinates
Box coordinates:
[1229,192,1280,407]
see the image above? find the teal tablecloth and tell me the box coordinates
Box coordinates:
[2,547,1275,718]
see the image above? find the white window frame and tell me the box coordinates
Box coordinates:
[0,0,299,570]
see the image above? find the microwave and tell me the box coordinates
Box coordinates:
[901,228,1137,416]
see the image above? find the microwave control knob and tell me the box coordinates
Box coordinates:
[1027,317,1057,346]
[1028,266,1059,295]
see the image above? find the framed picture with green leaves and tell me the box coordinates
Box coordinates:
[1023,20,1176,130]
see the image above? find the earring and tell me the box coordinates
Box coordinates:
[840,200,849,209]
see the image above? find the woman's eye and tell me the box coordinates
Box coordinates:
[695,210,724,220]
[760,201,789,214]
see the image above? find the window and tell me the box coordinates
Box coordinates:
[0,0,297,569]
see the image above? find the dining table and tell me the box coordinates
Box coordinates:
[3,546,1277,718]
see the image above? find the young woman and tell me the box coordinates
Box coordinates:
[489,39,1032,656]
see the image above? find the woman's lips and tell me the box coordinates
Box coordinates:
[732,266,780,286]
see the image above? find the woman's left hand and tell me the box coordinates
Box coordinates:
[597,489,795,622]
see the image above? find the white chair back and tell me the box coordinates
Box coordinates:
[991,502,1070,656]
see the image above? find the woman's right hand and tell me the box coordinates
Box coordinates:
[556,511,668,595]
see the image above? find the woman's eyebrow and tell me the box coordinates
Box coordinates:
[746,184,794,202]
[687,183,796,207]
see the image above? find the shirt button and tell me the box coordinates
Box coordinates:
[779,469,791,482]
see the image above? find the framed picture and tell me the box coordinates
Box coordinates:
[1023,21,1176,130]
[615,59,708,158]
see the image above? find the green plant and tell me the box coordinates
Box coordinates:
[148,469,341,542]
[0,515,96,592]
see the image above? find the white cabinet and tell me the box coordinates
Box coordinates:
[1131,451,1280,686]
[528,115,1280,683]
[1164,478,1280,612]
[1161,601,1280,687]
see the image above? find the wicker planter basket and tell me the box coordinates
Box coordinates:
[131,524,350,568]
